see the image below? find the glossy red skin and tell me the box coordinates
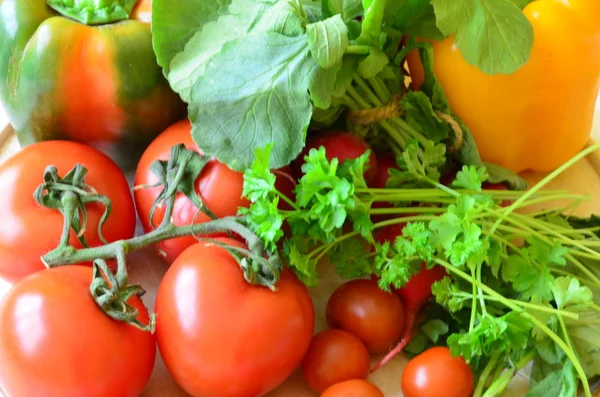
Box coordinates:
[326,279,405,354]
[134,120,296,263]
[401,347,474,397]
[294,131,379,184]
[321,379,385,397]
[0,266,156,397]
[301,329,371,393]
[0,141,136,284]
[155,238,315,397]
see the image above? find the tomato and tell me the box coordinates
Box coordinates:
[301,329,371,393]
[134,120,295,263]
[401,346,474,397]
[0,141,136,284]
[321,379,385,397]
[326,279,405,354]
[154,238,314,397]
[294,131,379,184]
[0,266,156,397]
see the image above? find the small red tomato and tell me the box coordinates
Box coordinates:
[326,279,405,354]
[401,346,474,397]
[301,329,371,393]
[321,379,385,397]
[294,131,379,183]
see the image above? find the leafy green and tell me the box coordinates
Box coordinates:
[431,0,534,75]
[307,15,349,68]
[189,32,315,171]
[322,0,363,22]
[357,0,386,45]
[152,0,230,73]
[401,91,451,143]
[357,49,389,79]
[390,0,444,40]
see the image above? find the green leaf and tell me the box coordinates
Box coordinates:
[391,0,444,40]
[239,198,284,252]
[303,0,323,22]
[357,0,386,45]
[509,0,535,8]
[567,311,600,377]
[526,370,562,397]
[503,253,555,301]
[552,277,593,309]
[189,32,314,171]
[484,161,528,191]
[451,165,488,191]
[243,145,277,202]
[401,91,451,143]
[322,0,363,22]
[166,0,306,102]
[47,0,138,24]
[152,0,230,73]
[286,240,320,287]
[333,55,360,97]
[329,238,374,279]
[307,15,349,68]
[308,59,343,109]
[431,0,534,75]
[421,319,450,343]
[357,49,389,79]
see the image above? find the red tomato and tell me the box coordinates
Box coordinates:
[301,329,371,393]
[321,379,385,397]
[0,141,136,284]
[134,120,295,263]
[401,347,474,397]
[0,266,156,397]
[155,238,314,397]
[294,131,379,184]
[326,279,405,354]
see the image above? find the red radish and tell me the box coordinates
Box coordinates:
[370,224,448,373]
[294,131,379,184]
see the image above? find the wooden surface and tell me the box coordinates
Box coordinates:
[0,110,600,396]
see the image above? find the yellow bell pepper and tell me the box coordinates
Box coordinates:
[407,0,600,173]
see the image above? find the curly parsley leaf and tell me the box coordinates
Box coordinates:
[242,144,277,202]
[451,165,488,191]
[329,238,374,279]
[431,0,534,75]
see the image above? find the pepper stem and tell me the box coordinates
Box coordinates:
[47,0,138,25]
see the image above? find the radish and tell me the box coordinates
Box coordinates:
[370,224,448,373]
[294,131,379,184]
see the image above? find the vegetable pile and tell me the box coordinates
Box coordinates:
[0,0,599,397]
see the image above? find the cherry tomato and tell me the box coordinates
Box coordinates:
[301,329,371,393]
[294,131,379,184]
[0,266,156,397]
[0,141,136,284]
[326,279,405,354]
[155,238,314,397]
[401,346,474,397]
[134,120,295,263]
[321,379,385,397]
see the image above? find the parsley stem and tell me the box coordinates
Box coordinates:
[474,351,502,397]
[488,143,600,236]
[434,258,592,397]
[369,207,446,215]
[469,267,478,331]
[558,314,575,353]
[482,349,536,397]
[477,263,487,317]
[345,44,373,55]
[275,190,300,211]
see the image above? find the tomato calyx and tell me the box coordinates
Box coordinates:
[34,163,112,249]
[91,246,156,332]
[133,144,218,229]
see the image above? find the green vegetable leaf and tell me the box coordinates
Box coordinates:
[333,55,360,97]
[307,15,349,68]
[357,0,386,45]
[242,145,277,202]
[527,360,578,397]
[391,0,444,40]
[451,165,488,191]
[431,0,534,75]
[401,91,451,143]
[285,240,320,287]
[152,0,230,73]
[239,198,284,252]
[421,319,450,343]
[552,277,593,309]
[509,0,535,9]
[357,49,389,79]
[432,277,470,312]
[484,161,529,191]
[303,0,323,22]
[189,32,314,171]
[307,59,343,109]
[329,238,374,279]
[322,0,363,22]
[166,0,306,102]
[567,311,600,377]
[503,254,554,301]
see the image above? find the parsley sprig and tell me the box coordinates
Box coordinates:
[242,142,600,397]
